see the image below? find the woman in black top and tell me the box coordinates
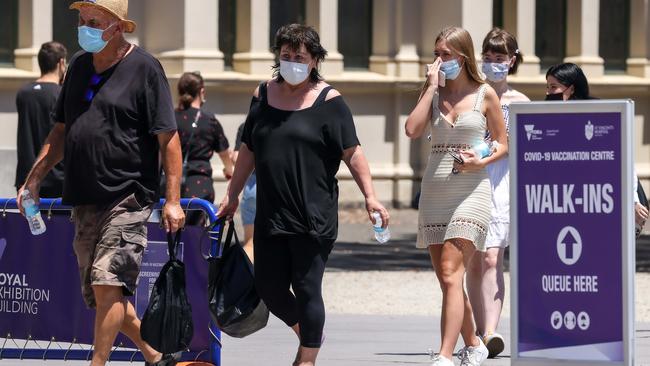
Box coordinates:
[218,24,389,365]
[175,72,234,223]
[545,63,649,234]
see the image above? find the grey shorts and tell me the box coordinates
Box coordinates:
[72,194,153,308]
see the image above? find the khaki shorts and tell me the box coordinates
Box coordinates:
[72,194,152,308]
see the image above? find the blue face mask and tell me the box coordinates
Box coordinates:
[440,59,462,80]
[78,23,116,53]
[482,62,510,82]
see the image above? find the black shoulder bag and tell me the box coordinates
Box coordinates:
[208,219,269,338]
[140,231,194,353]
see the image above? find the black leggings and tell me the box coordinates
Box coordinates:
[254,234,334,348]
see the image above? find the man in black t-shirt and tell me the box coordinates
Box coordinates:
[14,41,67,198]
[17,1,184,365]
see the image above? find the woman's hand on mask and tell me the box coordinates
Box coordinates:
[426,58,443,91]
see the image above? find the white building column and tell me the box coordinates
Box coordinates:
[144,0,223,75]
[369,0,397,76]
[305,0,344,76]
[627,0,650,77]
[232,0,275,75]
[394,0,422,78]
[565,0,604,78]
[14,0,52,72]
[420,0,492,69]
[502,0,540,76]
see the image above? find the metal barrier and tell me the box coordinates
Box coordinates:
[0,198,223,365]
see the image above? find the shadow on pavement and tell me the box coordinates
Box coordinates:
[329,233,650,272]
[329,234,432,271]
[637,235,650,271]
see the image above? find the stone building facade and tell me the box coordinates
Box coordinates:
[0,0,648,206]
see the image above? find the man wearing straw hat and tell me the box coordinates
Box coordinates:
[17,1,184,365]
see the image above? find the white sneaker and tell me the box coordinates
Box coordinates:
[458,337,489,366]
[431,354,454,366]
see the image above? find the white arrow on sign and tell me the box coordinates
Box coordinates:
[556,226,582,265]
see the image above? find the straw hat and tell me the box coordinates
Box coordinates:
[69,0,136,33]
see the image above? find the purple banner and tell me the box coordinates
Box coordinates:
[0,213,211,356]
[516,112,623,361]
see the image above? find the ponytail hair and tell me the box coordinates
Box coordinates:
[177,72,204,111]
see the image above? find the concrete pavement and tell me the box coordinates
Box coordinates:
[2,316,650,365]
[2,208,649,365]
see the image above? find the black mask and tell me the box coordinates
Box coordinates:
[545,92,564,101]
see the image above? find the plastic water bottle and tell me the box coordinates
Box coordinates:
[372,212,390,244]
[21,189,46,235]
[473,140,493,159]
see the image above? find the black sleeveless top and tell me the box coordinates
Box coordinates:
[241,81,360,240]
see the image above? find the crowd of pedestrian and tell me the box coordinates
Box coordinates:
[12,0,649,365]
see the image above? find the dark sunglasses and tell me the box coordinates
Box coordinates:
[83,73,103,102]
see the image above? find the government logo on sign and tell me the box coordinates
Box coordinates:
[585,121,594,140]
[524,124,543,141]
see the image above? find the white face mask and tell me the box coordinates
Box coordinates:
[482,61,510,82]
[280,60,310,85]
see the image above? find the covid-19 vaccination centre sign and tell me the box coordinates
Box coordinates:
[509,100,635,366]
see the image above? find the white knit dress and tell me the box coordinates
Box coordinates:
[417,84,492,251]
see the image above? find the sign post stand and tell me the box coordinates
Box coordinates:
[510,100,635,366]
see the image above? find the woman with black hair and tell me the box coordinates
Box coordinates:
[545,62,593,100]
[218,24,389,366]
[544,63,648,235]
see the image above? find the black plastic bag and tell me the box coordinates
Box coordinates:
[141,231,193,353]
[637,178,649,237]
[208,219,268,338]
[639,178,649,210]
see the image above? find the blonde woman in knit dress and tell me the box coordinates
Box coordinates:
[405,27,508,366]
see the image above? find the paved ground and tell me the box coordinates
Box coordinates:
[2,208,649,365]
[221,316,650,366]
[219,208,650,365]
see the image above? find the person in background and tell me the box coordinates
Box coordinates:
[218,24,389,366]
[233,122,256,262]
[545,62,592,101]
[15,41,67,198]
[174,71,234,225]
[545,63,649,236]
[405,26,508,366]
[18,1,185,365]
[466,28,530,359]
